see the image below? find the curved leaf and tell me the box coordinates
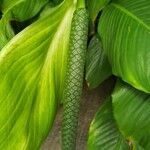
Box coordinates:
[99,0,150,93]
[0,0,76,149]
[0,0,47,50]
[85,35,111,89]
[87,0,111,21]
[1,0,48,21]
[88,98,130,150]
[112,80,150,150]
[0,20,14,50]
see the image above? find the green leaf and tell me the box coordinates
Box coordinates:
[38,2,57,19]
[112,80,150,150]
[85,35,111,89]
[134,142,145,150]
[98,0,150,93]
[87,0,111,21]
[0,0,46,49]
[0,0,76,149]
[0,19,14,50]
[1,0,48,21]
[88,79,150,150]
[88,97,130,150]
[52,0,64,5]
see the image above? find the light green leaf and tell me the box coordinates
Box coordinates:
[38,2,55,19]
[0,0,44,49]
[1,0,48,21]
[98,0,150,93]
[0,0,21,50]
[0,19,14,50]
[0,0,76,149]
[85,35,111,89]
[112,80,150,150]
[87,0,111,21]
[88,97,130,150]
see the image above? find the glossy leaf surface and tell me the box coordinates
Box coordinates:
[99,0,150,93]
[113,80,150,150]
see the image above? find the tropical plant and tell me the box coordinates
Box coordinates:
[0,0,149,149]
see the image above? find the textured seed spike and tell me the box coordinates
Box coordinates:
[62,8,89,150]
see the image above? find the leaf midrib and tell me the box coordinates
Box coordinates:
[111,3,150,31]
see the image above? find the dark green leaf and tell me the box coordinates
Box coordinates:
[52,0,64,5]
[87,0,111,21]
[88,97,130,150]
[86,35,111,89]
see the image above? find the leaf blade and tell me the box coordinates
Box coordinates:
[0,1,75,149]
[99,0,150,93]
[112,80,150,150]
[85,35,111,89]
[88,98,130,150]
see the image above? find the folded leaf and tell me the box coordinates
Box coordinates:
[86,35,111,89]
[87,0,110,21]
[99,0,150,93]
[0,0,41,50]
[1,0,48,21]
[0,0,76,149]
[88,97,130,150]
[112,80,150,150]
[0,19,14,50]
